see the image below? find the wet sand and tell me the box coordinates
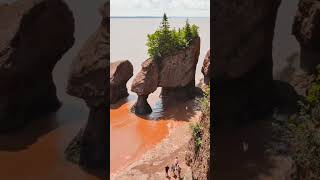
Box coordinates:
[0,113,99,180]
[111,110,200,179]
[110,90,198,174]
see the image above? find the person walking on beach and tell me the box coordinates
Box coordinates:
[171,157,179,177]
[165,166,169,177]
[176,164,181,179]
[174,157,179,167]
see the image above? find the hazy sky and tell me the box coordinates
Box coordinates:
[110,0,210,17]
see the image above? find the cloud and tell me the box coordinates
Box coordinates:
[111,0,210,17]
[169,0,210,10]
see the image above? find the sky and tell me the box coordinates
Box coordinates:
[110,0,210,17]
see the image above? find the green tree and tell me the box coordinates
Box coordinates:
[191,24,199,39]
[160,13,170,34]
[184,19,193,44]
[146,14,199,58]
[158,13,174,57]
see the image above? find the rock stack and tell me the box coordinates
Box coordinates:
[292,0,320,73]
[110,60,133,104]
[131,37,200,115]
[66,1,108,169]
[0,0,75,132]
[213,0,281,123]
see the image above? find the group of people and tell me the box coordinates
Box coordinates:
[165,157,181,179]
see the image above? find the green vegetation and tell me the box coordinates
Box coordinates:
[190,85,210,153]
[272,66,320,179]
[190,122,203,153]
[146,13,199,58]
[274,103,320,179]
[199,85,210,118]
[305,66,320,106]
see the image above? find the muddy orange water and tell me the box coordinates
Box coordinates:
[110,89,198,173]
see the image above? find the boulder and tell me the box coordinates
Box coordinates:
[65,1,108,170]
[212,0,281,123]
[201,49,211,85]
[131,59,159,96]
[158,37,200,87]
[110,60,133,104]
[131,37,200,114]
[0,0,75,132]
[292,0,320,72]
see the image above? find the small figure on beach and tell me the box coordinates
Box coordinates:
[165,157,181,179]
[176,164,181,179]
[173,157,180,178]
[165,165,169,177]
[174,157,179,167]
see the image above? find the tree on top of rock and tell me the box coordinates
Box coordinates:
[184,19,192,44]
[160,13,170,34]
[146,13,199,58]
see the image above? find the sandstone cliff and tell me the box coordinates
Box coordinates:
[201,49,210,85]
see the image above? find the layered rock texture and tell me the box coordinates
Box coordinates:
[292,0,320,72]
[213,0,281,123]
[186,114,211,180]
[131,37,200,114]
[0,0,75,132]
[66,1,108,169]
[201,49,211,85]
[110,60,133,104]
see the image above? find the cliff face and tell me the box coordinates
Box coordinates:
[66,1,108,170]
[292,0,320,72]
[131,37,200,115]
[186,114,211,180]
[213,0,281,123]
[0,0,75,132]
[201,49,211,85]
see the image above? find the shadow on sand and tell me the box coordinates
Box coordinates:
[0,112,59,151]
[0,103,88,151]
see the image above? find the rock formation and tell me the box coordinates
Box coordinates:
[110,60,133,104]
[201,49,211,85]
[186,114,211,180]
[212,0,281,123]
[65,1,108,169]
[0,0,74,132]
[292,0,320,73]
[131,37,200,114]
